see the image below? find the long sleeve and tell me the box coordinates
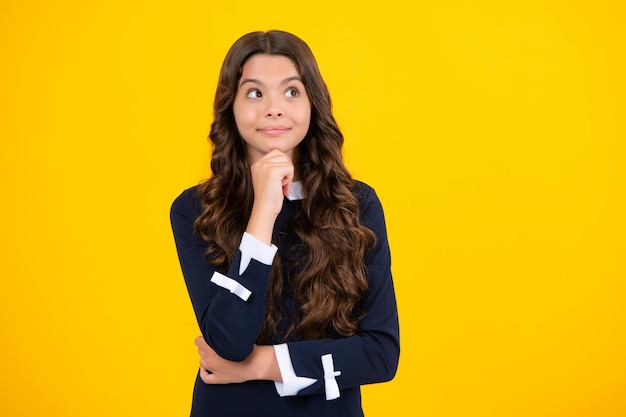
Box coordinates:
[274,185,400,399]
[170,187,276,361]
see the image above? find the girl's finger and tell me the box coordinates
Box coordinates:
[199,367,214,384]
[282,177,292,196]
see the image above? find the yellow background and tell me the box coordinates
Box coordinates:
[1,1,625,416]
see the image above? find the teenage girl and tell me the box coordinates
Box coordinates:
[171,30,399,417]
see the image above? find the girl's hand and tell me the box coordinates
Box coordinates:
[246,149,294,244]
[194,336,281,384]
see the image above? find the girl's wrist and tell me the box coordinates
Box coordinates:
[250,345,282,382]
[246,207,276,245]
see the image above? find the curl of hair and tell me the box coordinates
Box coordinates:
[193,30,376,342]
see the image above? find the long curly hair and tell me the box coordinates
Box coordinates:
[194,30,376,342]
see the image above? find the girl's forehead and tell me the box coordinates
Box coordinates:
[241,54,299,74]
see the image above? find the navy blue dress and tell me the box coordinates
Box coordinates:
[170,181,399,417]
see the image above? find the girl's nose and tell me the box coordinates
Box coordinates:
[265,96,284,118]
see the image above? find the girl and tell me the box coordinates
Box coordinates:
[170,30,399,417]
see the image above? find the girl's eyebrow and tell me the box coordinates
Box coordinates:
[239,76,303,88]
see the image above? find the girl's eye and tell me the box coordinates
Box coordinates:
[285,88,299,98]
[246,89,262,99]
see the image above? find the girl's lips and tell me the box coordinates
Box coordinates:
[259,127,290,136]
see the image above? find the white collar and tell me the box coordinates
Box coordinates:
[286,181,304,201]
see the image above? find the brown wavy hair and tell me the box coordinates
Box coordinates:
[193,30,375,342]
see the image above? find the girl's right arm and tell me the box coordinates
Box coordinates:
[170,149,294,363]
[170,188,277,362]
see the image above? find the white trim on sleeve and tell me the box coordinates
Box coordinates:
[273,343,317,397]
[239,232,278,275]
[210,271,252,301]
[321,353,342,400]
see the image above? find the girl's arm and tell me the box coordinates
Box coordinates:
[271,185,399,399]
[195,338,282,383]
[171,190,276,362]
[170,149,294,362]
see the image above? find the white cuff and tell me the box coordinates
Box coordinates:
[210,271,252,301]
[273,344,317,397]
[239,232,278,275]
[321,353,341,400]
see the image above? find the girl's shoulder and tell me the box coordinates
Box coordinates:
[352,180,380,207]
[352,180,387,226]
[170,184,203,219]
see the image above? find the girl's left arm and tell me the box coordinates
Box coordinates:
[271,186,400,399]
[273,188,400,399]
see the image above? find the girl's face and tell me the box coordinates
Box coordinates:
[233,54,311,164]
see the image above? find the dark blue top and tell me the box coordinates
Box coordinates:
[170,181,400,417]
